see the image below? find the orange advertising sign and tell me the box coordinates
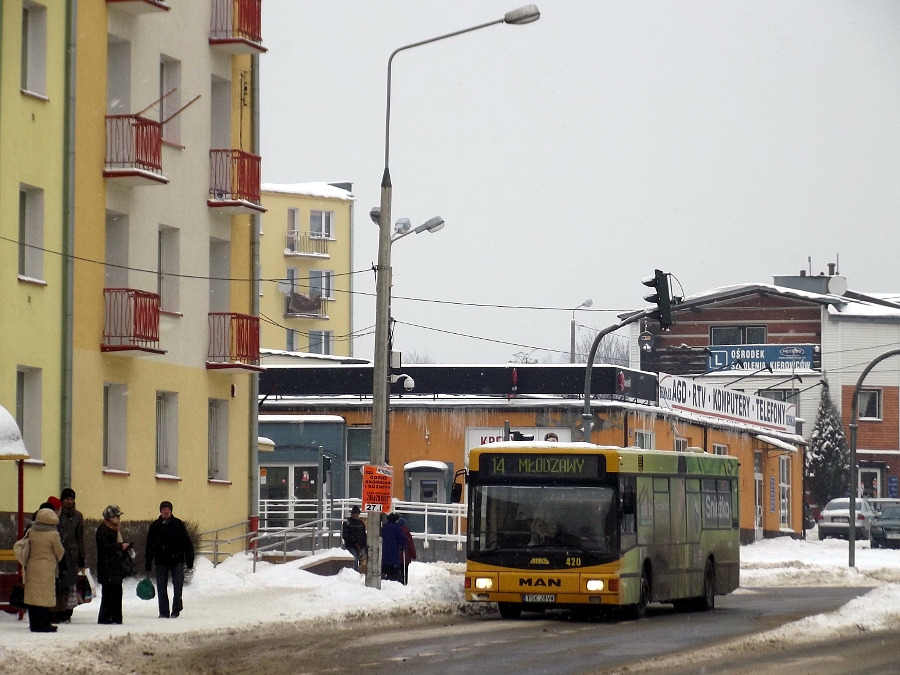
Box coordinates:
[361,465,393,513]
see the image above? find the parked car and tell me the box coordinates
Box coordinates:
[867,498,900,516]
[869,505,900,549]
[817,497,876,539]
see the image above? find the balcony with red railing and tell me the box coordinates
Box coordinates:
[104,115,168,186]
[207,313,262,371]
[106,0,171,14]
[209,0,266,54]
[208,149,265,214]
[102,288,166,354]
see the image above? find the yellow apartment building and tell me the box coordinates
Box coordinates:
[259,183,354,356]
[68,0,265,536]
[0,0,69,515]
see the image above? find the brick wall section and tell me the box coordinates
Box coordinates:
[841,386,899,449]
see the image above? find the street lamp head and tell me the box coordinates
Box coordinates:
[580,299,593,309]
[504,4,541,25]
[414,216,445,234]
[369,206,381,225]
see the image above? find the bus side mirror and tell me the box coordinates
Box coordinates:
[451,482,463,504]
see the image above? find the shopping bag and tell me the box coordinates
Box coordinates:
[76,574,93,604]
[136,577,156,601]
[9,584,25,609]
[12,533,30,566]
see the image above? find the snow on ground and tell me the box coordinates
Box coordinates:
[2,535,900,665]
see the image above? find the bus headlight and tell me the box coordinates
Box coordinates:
[474,577,494,590]
[586,579,604,592]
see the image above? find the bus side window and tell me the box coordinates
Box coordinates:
[620,476,636,536]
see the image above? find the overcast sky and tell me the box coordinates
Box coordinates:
[260,1,900,364]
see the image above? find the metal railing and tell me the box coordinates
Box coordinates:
[208,312,260,366]
[253,498,466,572]
[102,288,161,350]
[105,114,163,174]
[285,230,329,256]
[284,293,330,318]
[197,520,253,567]
[210,0,263,44]
[209,149,262,204]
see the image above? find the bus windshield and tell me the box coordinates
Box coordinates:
[469,484,617,554]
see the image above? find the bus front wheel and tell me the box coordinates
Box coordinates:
[623,567,650,620]
[498,603,522,620]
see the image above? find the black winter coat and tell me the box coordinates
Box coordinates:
[96,522,124,586]
[145,516,194,570]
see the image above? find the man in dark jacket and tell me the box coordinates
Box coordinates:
[56,487,85,622]
[342,506,367,572]
[145,501,194,618]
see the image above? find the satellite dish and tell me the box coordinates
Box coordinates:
[277,279,292,295]
[827,275,848,296]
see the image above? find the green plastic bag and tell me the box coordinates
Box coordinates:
[136,577,156,601]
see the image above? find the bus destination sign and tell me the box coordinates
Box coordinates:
[482,454,603,481]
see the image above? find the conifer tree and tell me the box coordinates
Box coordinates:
[806,381,850,507]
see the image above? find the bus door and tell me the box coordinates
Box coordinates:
[754,452,764,541]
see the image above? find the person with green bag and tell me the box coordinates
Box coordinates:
[145,501,194,618]
[136,576,155,601]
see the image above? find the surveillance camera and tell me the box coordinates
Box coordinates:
[369,207,380,225]
[394,218,412,235]
[402,376,415,391]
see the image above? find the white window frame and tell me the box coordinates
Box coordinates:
[287,208,299,250]
[309,270,333,299]
[16,367,42,460]
[633,430,653,450]
[674,437,687,452]
[18,184,44,280]
[208,399,229,480]
[858,389,882,421]
[309,330,334,355]
[158,225,180,312]
[103,383,127,471]
[309,210,334,240]
[159,54,181,143]
[713,443,728,456]
[779,455,791,529]
[21,1,47,97]
[155,391,178,476]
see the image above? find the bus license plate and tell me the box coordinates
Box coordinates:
[523,594,555,603]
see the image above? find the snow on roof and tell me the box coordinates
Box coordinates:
[755,434,798,452]
[261,395,804,446]
[828,302,900,319]
[260,348,370,365]
[0,404,28,460]
[403,460,449,472]
[260,182,355,201]
[259,414,345,424]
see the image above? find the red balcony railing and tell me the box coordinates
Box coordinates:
[210,0,263,45]
[105,115,163,175]
[102,288,162,352]
[208,312,260,367]
[209,149,262,204]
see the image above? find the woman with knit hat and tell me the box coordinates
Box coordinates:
[96,505,132,624]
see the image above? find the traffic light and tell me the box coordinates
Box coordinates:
[643,269,675,330]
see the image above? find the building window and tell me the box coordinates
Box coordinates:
[713,443,728,456]
[309,330,333,355]
[674,437,687,452]
[859,389,882,421]
[310,210,334,239]
[209,239,230,313]
[286,329,298,351]
[779,455,791,529]
[103,383,127,471]
[16,367,42,460]
[155,391,178,475]
[158,225,180,312]
[310,270,333,299]
[159,55,181,143]
[18,185,44,280]
[633,430,653,450]
[710,325,767,346]
[21,2,47,96]
[286,208,299,251]
[208,399,229,480]
[105,211,129,288]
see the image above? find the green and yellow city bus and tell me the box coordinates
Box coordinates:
[463,443,739,619]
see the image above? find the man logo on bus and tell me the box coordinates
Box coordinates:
[519,578,561,587]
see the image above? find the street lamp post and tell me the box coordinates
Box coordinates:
[367,5,541,590]
[569,299,593,363]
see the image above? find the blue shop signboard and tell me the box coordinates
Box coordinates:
[707,344,814,372]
